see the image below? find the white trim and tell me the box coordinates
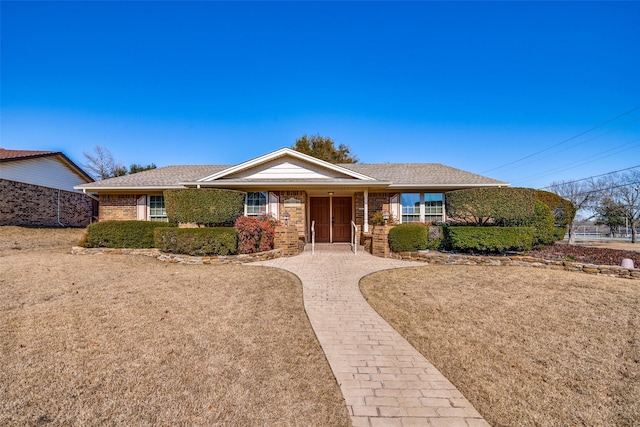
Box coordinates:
[137,195,147,220]
[197,148,376,182]
[269,192,279,220]
[364,189,369,233]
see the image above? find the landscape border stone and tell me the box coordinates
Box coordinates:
[390,251,640,280]
[71,246,284,264]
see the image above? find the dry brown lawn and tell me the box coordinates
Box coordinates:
[0,227,350,426]
[361,266,640,427]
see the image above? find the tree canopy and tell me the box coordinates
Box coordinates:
[291,135,358,164]
[83,145,156,180]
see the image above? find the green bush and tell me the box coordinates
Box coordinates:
[532,200,557,247]
[388,224,428,252]
[444,226,535,253]
[535,190,576,228]
[85,221,173,248]
[445,187,536,226]
[164,188,245,226]
[388,224,443,252]
[154,227,238,256]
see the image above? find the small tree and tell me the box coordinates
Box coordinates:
[595,197,626,237]
[129,163,157,174]
[83,145,125,180]
[292,134,358,163]
[599,170,640,243]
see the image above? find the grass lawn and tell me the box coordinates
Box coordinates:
[0,227,350,426]
[361,265,640,427]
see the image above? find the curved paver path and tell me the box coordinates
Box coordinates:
[251,246,489,427]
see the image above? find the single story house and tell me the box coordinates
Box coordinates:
[75,147,508,243]
[1,149,95,226]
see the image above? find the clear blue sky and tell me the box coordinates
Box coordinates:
[2,1,639,188]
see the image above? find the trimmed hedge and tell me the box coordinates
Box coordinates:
[389,224,428,252]
[154,227,238,256]
[445,187,536,226]
[444,226,535,253]
[532,200,557,247]
[388,224,443,252]
[85,220,173,248]
[164,188,245,226]
[535,190,576,228]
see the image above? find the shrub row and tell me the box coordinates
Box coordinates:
[388,224,443,252]
[154,227,238,256]
[445,187,537,226]
[443,226,535,253]
[85,221,174,248]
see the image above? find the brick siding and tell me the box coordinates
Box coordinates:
[99,194,138,221]
[0,179,93,227]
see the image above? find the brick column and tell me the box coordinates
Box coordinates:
[371,225,394,258]
[274,225,301,256]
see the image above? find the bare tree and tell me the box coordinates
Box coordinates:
[548,179,601,244]
[83,145,126,180]
[603,170,640,243]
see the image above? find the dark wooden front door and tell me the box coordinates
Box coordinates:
[310,197,331,243]
[332,197,352,243]
[310,196,352,243]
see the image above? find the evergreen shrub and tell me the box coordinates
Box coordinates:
[154,227,238,256]
[164,188,245,226]
[532,200,557,247]
[388,224,428,252]
[445,187,536,225]
[85,221,173,248]
[388,224,443,252]
[444,226,535,253]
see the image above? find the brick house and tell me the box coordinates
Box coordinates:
[0,149,95,227]
[75,148,508,243]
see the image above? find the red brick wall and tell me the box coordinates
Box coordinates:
[0,179,93,227]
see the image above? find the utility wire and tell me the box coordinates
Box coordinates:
[539,164,640,189]
[513,138,640,186]
[480,105,640,174]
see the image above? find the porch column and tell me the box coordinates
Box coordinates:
[364,189,369,232]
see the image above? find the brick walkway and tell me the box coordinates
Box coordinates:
[251,245,489,427]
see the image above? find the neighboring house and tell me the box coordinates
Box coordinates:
[0,149,95,226]
[75,147,508,243]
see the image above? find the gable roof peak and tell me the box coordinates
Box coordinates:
[197,146,375,182]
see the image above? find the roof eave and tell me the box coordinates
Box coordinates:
[387,182,510,189]
[74,185,187,192]
[182,180,392,188]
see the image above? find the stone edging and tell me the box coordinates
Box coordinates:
[390,251,640,280]
[71,246,284,265]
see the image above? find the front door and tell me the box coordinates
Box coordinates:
[332,197,352,243]
[310,197,331,243]
[310,196,352,243]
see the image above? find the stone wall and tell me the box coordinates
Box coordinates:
[391,251,640,280]
[72,246,284,264]
[99,194,138,221]
[371,225,394,258]
[274,225,302,256]
[0,179,93,227]
[278,190,307,239]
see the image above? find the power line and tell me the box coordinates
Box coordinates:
[480,105,640,174]
[539,164,640,189]
[514,138,640,186]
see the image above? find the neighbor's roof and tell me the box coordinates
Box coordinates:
[0,149,57,161]
[0,148,94,182]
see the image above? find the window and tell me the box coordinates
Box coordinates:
[401,193,421,223]
[246,192,268,216]
[149,195,168,221]
[400,193,443,224]
[423,193,444,223]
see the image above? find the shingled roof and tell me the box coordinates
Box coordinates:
[340,163,506,186]
[0,149,57,161]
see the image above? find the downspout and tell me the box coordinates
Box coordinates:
[57,189,65,227]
